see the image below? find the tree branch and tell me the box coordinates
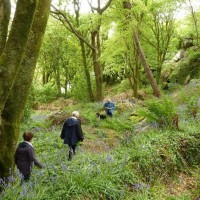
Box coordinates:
[87,0,112,14]
[51,5,95,50]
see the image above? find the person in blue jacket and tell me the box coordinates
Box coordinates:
[60,111,84,161]
[103,98,115,117]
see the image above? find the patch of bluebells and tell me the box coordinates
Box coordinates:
[7,176,15,184]
[0,178,6,188]
[131,182,150,191]
[150,122,160,128]
[0,171,16,190]
[0,171,21,198]
[106,153,114,163]
[76,145,84,153]
[61,163,67,171]
[104,144,110,152]
[178,104,186,114]
[31,114,49,122]
[119,190,124,198]
[119,157,129,170]
[20,185,28,198]
[134,122,151,131]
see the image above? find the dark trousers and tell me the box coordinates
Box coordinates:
[24,174,30,181]
[106,110,113,117]
[68,145,76,161]
[21,173,30,185]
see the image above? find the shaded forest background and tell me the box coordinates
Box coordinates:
[32,0,200,103]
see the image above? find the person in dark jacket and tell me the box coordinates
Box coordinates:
[60,111,84,161]
[14,132,44,182]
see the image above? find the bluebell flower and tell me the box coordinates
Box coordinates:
[61,163,67,171]
[131,183,143,189]
[7,176,15,183]
[106,154,114,162]
[21,187,28,198]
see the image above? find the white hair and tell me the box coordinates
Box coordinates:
[72,111,79,118]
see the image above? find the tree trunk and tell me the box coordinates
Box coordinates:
[133,46,139,98]
[125,41,139,98]
[0,0,11,55]
[0,0,37,112]
[91,31,103,101]
[80,40,95,101]
[0,0,37,178]
[187,0,199,44]
[73,2,95,102]
[0,0,51,179]
[53,64,61,96]
[133,31,160,98]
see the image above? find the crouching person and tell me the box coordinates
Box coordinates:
[60,111,84,161]
[14,132,44,183]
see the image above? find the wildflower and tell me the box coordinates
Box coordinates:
[21,186,28,198]
[1,190,6,197]
[106,154,114,162]
[131,183,143,189]
[7,176,15,183]
[61,163,67,171]
[105,145,110,152]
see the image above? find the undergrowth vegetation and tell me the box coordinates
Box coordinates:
[135,96,177,128]
[1,83,200,200]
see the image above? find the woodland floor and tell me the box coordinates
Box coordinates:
[30,96,200,199]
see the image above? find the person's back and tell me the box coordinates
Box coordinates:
[60,111,84,160]
[15,141,32,166]
[62,117,81,145]
[14,132,44,182]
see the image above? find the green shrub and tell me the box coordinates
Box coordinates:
[136,96,177,128]
[22,99,33,122]
[109,79,130,94]
[116,126,200,183]
[21,87,35,121]
[33,83,58,103]
[71,73,97,102]
[186,96,199,118]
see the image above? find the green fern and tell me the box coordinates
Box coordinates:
[137,96,177,127]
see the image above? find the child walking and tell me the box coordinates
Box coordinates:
[14,132,44,182]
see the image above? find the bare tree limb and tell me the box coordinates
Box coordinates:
[51,5,95,50]
[87,0,112,14]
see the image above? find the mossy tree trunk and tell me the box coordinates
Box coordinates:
[125,41,139,98]
[91,29,103,101]
[0,0,51,179]
[133,47,139,98]
[73,2,95,101]
[80,40,95,102]
[0,0,11,54]
[133,31,160,98]
[89,0,112,101]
